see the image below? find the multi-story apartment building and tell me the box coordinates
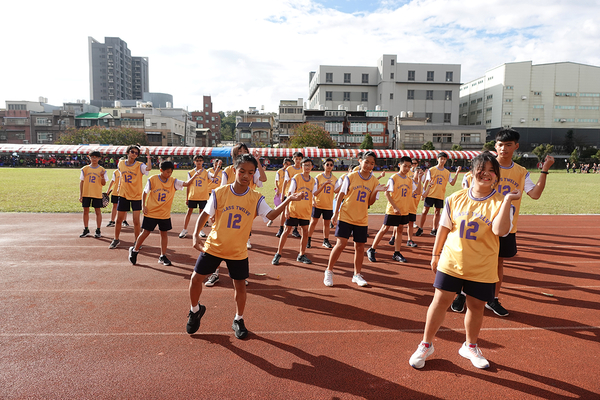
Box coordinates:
[88,37,149,102]
[235,107,274,147]
[191,96,221,139]
[309,55,461,127]
[459,61,600,150]
[278,99,304,145]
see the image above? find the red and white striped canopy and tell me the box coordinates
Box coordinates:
[0,144,485,160]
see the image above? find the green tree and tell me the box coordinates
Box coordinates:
[569,149,579,164]
[55,126,148,146]
[421,141,435,150]
[289,123,336,148]
[482,140,496,151]
[451,144,463,151]
[563,129,576,154]
[359,134,374,149]
[532,144,554,164]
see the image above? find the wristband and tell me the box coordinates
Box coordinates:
[540,171,549,174]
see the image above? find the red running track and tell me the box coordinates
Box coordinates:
[1,213,599,399]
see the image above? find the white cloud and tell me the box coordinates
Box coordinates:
[2,0,600,112]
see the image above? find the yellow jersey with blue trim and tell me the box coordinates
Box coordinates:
[222,165,258,189]
[144,175,181,220]
[118,160,147,201]
[80,165,107,199]
[186,168,210,201]
[385,174,414,216]
[207,167,221,190]
[496,162,528,234]
[288,174,315,220]
[283,165,303,195]
[339,171,379,227]
[438,188,505,283]
[275,167,287,194]
[204,185,265,260]
[426,166,451,200]
[314,173,336,210]
[407,169,420,213]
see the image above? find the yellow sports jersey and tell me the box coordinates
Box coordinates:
[384,174,414,216]
[204,185,264,260]
[462,171,473,188]
[112,170,123,197]
[186,168,211,201]
[438,188,505,283]
[275,167,287,194]
[144,175,180,220]
[283,165,303,194]
[288,174,315,219]
[352,166,360,172]
[496,162,527,234]
[223,165,257,189]
[426,166,451,200]
[81,165,106,199]
[339,171,379,226]
[314,173,336,210]
[207,167,221,190]
[118,160,146,201]
[407,169,420,214]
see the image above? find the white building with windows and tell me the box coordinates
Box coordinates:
[459,61,600,150]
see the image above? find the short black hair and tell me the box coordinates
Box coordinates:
[302,157,313,165]
[437,152,449,159]
[325,158,334,164]
[399,156,412,164]
[357,151,364,159]
[160,161,174,171]
[232,142,249,158]
[89,151,102,157]
[234,153,258,170]
[472,151,500,183]
[496,128,520,143]
[293,151,304,158]
[283,158,292,164]
[193,155,204,161]
[126,144,141,154]
[362,151,376,161]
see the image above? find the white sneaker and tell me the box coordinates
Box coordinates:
[323,270,334,287]
[459,342,490,369]
[266,220,273,227]
[246,239,252,249]
[178,229,188,238]
[352,273,368,287]
[409,342,434,369]
[204,272,219,287]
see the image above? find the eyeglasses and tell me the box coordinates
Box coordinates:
[412,162,418,165]
[325,163,333,167]
[130,150,139,155]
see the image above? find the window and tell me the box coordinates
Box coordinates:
[485,119,492,124]
[325,122,343,132]
[37,132,53,142]
[426,90,433,100]
[504,112,512,115]
[486,95,493,100]
[444,113,451,123]
[433,133,452,143]
[362,74,369,84]
[343,92,350,101]
[580,106,599,110]
[361,92,368,102]
[326,73,333,83]
[241,132,251,139]
[368,123,385,132]
[446,71,453,82]
[326,91,332,101]
[35,117,49,125]
[505,86,514,89]
[390,73,394,79]
[532,118,540,121]
[505,98,513,102]
[426,112,432,122]
[390,93,394,100]
[211,117,215,121]
[372,136,384,143]
[427,71,434,81]
[555,105,575,109]
[461,133,480,143]
[477,98,483,103]
[555,92,577,97]
[350,122,367,132]
[407,90,414,100]
[445,91,452,100]
[533,105,544,109]
[534,91,542,95]
[578,119,599,123]
[391,59,395,65]
[486,107,493,112]
[408,71,415,81]
[580,93,600,97]
[405,133,424,143]
[344,73,351,83]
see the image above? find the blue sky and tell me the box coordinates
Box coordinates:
[2,0,600,113]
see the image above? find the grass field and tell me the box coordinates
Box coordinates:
[0,167,598,214]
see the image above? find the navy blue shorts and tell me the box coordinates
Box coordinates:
[188,200,207,209]
[117,198,142,212]
[499,233,517,258]
[141,217,172,232]
[408,213,417,222]
[285,217,310,227]
[383,214,409,226]
[433,271,496,302]
[110,195,119,204]
[312,207,333,220]
[335,220,368,243]
[194,251,249,280]
[424,197,444,209]
[82,197,103,208]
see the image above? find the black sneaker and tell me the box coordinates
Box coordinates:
[232,318,248,339]
[186,304,206,334]
[388,236,395,246]
[322,239,333,249]
[415,227,423,237]
[430,229,437,236]
[291,228,301,238]
[79,228,90,238]
[451,293,466,313]
[406,240,418,248]
[272,253,281,265]
[122,221,130,227]
[128,246,138,265]
[367,248,377,262]
[306,237,312,249]
[297,254,312,264]
[392,252,407,263]
[486,298,509,317]
[204,273,219,287]
[109,239,120,249]
[276,227,283,238]
[158,255,172,266]
[94,228,102,238]
[106,221,115,227]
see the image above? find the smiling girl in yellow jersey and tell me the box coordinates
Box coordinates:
[409,151,521,371]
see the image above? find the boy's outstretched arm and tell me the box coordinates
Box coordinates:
[527,156,554,200]
[192,211,211,252]
[266,191,304,220]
